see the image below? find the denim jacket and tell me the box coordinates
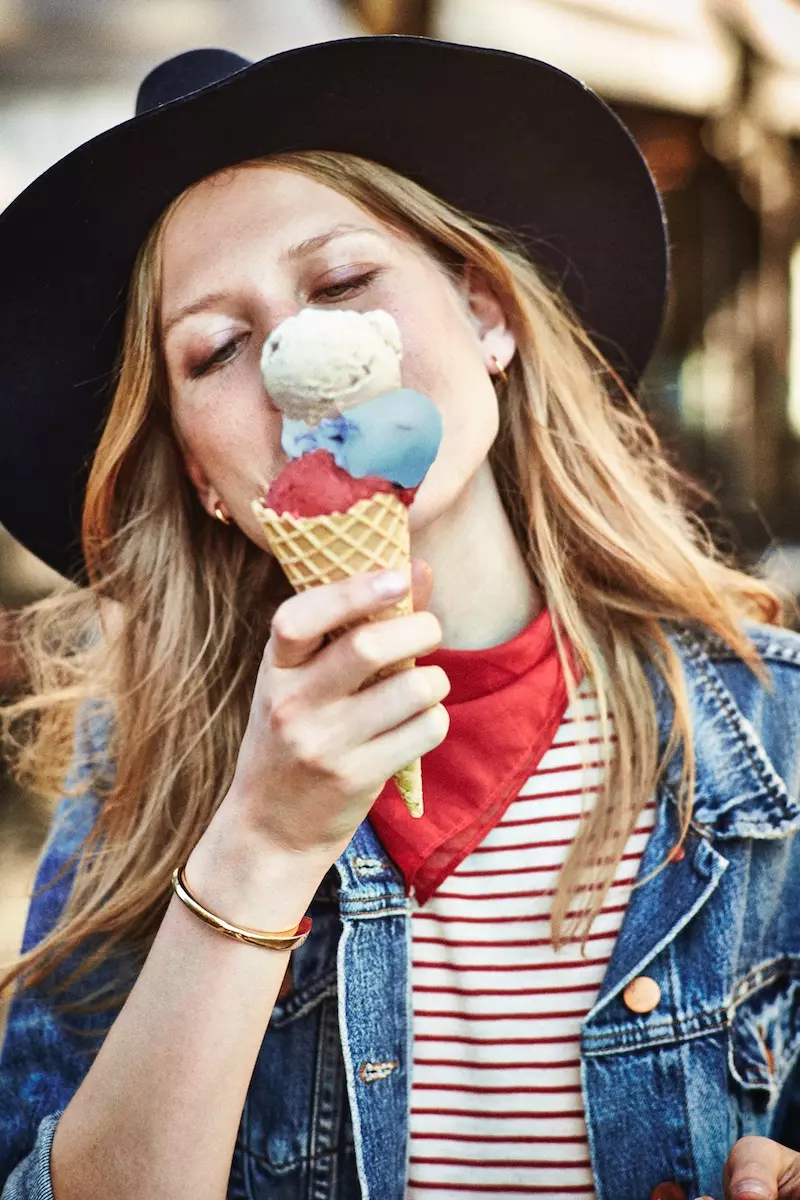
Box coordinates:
[2,621,800,1200]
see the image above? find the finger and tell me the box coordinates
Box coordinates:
[345,700,451,788]
[300,611,444,704]
[268,570,410,669]
[324,666,451,754]
[410,557,434,612]
[724,1136,800,1199]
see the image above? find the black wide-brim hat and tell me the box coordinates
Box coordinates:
[0,37,667,580]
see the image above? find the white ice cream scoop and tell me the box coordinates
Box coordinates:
[260,307,403,424]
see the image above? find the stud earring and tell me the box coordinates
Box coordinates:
[491,355,509,386]
[213,503,231,525]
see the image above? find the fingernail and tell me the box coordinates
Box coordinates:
[372,571,408,597]
[732,1183,771,1198]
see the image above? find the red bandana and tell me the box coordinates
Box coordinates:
[370,607,581,904]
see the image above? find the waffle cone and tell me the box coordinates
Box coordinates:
[251,490,423,818]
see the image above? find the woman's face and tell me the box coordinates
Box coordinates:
[160,165,515,545]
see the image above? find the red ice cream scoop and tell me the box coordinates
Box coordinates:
[263,449,417,517]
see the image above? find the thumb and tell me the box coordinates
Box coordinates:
[724,1137,799,1199]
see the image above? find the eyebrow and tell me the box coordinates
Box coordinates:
[162,224,382,338]
[283,223,380,262]
[162,289,233,338]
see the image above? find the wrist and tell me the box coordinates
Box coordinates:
[187,801,333,933]
[218,780,356,874]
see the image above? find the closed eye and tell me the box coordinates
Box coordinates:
[190,334,249,379]
[312,270,381,303]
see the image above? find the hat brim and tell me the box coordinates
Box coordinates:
[0,36,667,580]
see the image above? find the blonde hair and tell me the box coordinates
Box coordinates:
[1,150,781,1016]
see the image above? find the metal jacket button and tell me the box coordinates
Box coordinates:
[623,976,662,1013]
[650,1184,687,1200]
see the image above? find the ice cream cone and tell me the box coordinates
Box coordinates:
[251,490,424,818]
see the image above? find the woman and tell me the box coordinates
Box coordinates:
[0,37,799,1200]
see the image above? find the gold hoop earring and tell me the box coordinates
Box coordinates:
[491,356,508,386]
[213,504,231,525]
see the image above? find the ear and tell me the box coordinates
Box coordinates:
[462,264,516,376]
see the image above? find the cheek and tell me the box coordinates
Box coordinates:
[373,278,499,484]
[172,402,233,470]
[381,271,488,394]
[400,310,499,454]
[407,374,500,538]
[437,376,500,475]
[171,389,285,485]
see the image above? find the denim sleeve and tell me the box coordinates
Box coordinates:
[776,1058,800,1152]
[0,709,123,1197]
[1,1118,59,1200]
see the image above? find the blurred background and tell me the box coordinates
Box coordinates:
[2,0,800,1023]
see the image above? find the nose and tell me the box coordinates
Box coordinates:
[263,301,305,341]
[259,303,307,414]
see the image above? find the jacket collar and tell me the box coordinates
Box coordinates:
[338,622,800,906]
[654,626,800,839]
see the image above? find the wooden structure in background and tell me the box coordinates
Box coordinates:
[347,0,800,563]
[354,0,432,35]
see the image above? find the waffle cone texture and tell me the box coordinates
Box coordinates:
[251,490,423,818]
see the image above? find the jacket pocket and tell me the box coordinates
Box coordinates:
[239,891,354,1194]
[729,962,800,1111]
[241,968,340,1172]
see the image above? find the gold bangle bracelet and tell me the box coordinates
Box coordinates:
[171,865,312,951]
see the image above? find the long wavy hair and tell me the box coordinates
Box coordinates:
[1,150,782,1017]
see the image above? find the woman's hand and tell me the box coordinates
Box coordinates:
[222,557,449,863]
[694,1137,800,1199]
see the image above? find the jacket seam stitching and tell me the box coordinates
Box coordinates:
[730,957,800,1007]
[672,941,702,1188]
[582,1018,728,1056]
[673,629,789,801]
[270,977,338,1027]
[339,905,410,920]
[686,623,800,668]
[583,1011,726,1041]
[702,644,800,668]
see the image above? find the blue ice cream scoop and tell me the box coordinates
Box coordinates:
[281,389,442,489]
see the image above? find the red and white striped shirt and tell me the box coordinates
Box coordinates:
[407,681,656,1198]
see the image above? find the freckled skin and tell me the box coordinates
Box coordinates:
[160,165,513,551]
